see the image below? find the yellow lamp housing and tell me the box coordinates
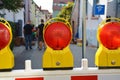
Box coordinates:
[95,18,120,69]
[0,18,14,71]
[42,17,74,70]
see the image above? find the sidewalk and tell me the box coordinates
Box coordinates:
[13,45,25,56]
[13,41,37,56]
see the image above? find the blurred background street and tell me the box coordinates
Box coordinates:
[13,41,97,70]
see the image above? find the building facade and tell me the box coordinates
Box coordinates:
[0,0,52,36]
[71,0,120,47]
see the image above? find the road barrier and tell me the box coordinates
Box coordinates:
[0,18,120,80]
[95,18,120,68]
[0,59,120,80]
[43,18,73,70]
[0,18,14,70]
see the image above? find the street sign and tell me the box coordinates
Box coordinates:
[94,5,105,15]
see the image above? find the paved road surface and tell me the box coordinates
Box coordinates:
[13,41,97,70]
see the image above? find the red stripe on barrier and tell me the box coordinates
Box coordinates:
[71,75,97,80]
[15,77,43,80]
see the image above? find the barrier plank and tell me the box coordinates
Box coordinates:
[15,77,43,80]
[71,75,97,80]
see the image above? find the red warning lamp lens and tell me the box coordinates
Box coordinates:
[0,23,10,49]
[99,22,120,49]
[44,22,71,50]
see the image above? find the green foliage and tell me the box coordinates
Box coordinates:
[0,0,23,12]
[57,2,74,23]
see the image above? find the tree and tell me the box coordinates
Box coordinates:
[57,2,74,23]
[0,0,23,12]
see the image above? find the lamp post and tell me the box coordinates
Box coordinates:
[82,0,86,58]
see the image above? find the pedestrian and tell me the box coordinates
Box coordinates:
[23,21,33,50]
[37,19,45,50]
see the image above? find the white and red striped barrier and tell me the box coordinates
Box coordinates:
[0,59,120,80]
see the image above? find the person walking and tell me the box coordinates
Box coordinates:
[23,21,33,50]
[37,19,45,50]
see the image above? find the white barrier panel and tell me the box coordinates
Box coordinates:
[0,74,120,80]
[0,59,120,80]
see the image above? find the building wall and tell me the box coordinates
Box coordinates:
[3,10,14,22]
[86,19,99,46]
[30,0,36,25]
[24,0,30,23]
[14,9,24,24]
[106,0,120,18]
[78,0,108,46]
[35,8,42,27]
[0,9,24,25]
[1,8,25,37]
[116,0,120,18]
[71,0,79,40]
[107,0,116,17]
[77,0,120,46]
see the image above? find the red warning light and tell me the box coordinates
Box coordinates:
[0,23,10,49]
[44,22,72,50]
[99,22,120,49]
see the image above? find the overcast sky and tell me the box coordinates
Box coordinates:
[33,0,53,13]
